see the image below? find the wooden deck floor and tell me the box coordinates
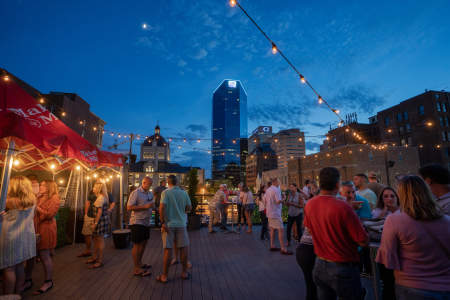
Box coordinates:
[24,226,305,300]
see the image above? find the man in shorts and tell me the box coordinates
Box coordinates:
[265,178,292,255]
[127,176,154,277]
[157,175,192,283]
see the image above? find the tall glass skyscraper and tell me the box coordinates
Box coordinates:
[212,79,248,185]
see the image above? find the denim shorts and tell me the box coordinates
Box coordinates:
[245,203,255,212]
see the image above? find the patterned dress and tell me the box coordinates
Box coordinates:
[0,205,36,269]
[35,194,60,250]
[93,195,110,236]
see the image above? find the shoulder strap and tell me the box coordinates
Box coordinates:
[421,222,450,258]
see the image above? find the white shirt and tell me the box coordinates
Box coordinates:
[258,194,266,211]
[302,186,310,196]
[265,185,282,219]
[243,191,254,205]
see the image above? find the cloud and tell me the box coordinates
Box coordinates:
[329,85,386,115]
[306,141,321,152]
[174,151,212,177]
[177,59,187,67]
[310,122,332,129]
[207,40,218,50]
[186,124,208,135]
[192,48,208,60]
[248,101,311,129]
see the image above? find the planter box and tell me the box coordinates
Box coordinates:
[187,214,201,231]
[112,229,131,249]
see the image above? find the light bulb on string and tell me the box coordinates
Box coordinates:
[229,0,237,7]
[300,75,306,84]
[318,96,323,104]
[3,75,9,82]
[39,98,45,104]
[142,23,148,30]
[271,43,278,54]
[50,164,56,170]
[13,159,20,166]
[183,138,187,143]
[76,165,81,171]
[61,112,66,117]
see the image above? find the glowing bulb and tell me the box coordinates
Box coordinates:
[300,75,306,84]
[334,109,340,114]
[229,0,236,7]
[61,112,66,117]
[40,98,45,104]
[79,120,84,125]
[142,23,148,29]
[169,138,173,142]
[274,138,278,143]
[76,165,81,170]
[106,178,110,182]
[345,128,350,132]
[387,129,392,133]
[426,122,433,127]
[197,139,201,143]
[13,159,20,166]
[116,174,120,178]
[93,127,97,131]
[3,75,9,81]
[93,173,98,178]
[215,140,219,144]
[318,96,323,104]
[59,179,64,184]
[271,43,278,54]
[118,134,121,138]
[109,175,113,179]
[110,133,114,136]
[298,138,302,142]
[183,138,187,142]
[50,164,56,170]
[232,139,236,144]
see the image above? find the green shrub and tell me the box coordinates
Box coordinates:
[56,207,70,248]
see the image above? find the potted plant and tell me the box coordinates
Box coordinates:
[187,168,201,230]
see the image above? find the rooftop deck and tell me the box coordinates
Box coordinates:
[25,226,306,300]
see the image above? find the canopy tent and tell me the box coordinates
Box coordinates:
[0,73,125,232]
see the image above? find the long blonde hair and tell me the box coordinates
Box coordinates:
[93,182,108,200]
[7,176,36,210]
[397,175,443,220]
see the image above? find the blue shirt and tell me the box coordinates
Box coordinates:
[355,195,372,219]
[127,187,154,226]
[161,186,192,228]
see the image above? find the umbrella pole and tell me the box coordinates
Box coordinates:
[119,166,123,229]
[0,140,15,212]
[72,168,80,244]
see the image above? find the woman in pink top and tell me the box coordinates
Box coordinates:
[376,175,450,299]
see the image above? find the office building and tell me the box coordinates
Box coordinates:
[211,79,248,185]
[271,129,305,169]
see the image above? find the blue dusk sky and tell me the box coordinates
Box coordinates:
[2,0,450,177]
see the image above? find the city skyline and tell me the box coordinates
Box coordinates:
[2,0,450,177]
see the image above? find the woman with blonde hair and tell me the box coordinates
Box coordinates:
[0,176,36,295]
[86,181,109,269]
[376,175,450,299]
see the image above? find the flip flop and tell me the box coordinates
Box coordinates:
[181,272,191,280]
[170,260,179,265]
[156,275,169,284]
[141,264,152,269]
[134,270,152,277]
[280,249,293,255]
[23,279,33,292]
[85,258,97,264]
[270,247,281,251]
[33,280,53,295]
[77,252,92,258]
[88,262,104,269]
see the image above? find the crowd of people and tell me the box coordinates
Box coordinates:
[2,163,450,299]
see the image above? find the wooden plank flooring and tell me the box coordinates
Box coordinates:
[22,226,306,300]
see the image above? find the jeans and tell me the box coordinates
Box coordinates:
[313,258,363,300]
[287,213,303,242]
[217,203,228,229]
[296,243,318,300]
[396,285,450,300]
[237,203,247,225]
[260,210,268,239]
[379,263,396,300]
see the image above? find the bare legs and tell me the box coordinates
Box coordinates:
[83,235,92,255]
[2,263,25,294]
[132,240,148,274]
[269,227,287,252]
[244,209,252,232]
[90,235,104,267]
[161,247,188,281]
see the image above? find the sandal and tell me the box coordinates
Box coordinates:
[77,252,92,258]
[156,275,169,284]
[33,280,53,295]
[134,269,152,277]
[280,249,293,255]
[170,259,179,265]
[141,264,152,269]
[88,262,104,269]
[86,258,97,264]
[23,279,33,292]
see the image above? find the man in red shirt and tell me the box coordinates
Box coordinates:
[304,167,368,300]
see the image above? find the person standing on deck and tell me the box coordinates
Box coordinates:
[127,177,154,277]
[156,175,192,283]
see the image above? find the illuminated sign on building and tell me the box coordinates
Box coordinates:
[228,80,237,88]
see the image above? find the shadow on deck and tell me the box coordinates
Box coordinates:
[24,226,305,300]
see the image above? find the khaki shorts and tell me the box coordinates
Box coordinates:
[268,217,284,229]
[82,216,95,236]
[162,227,189,249]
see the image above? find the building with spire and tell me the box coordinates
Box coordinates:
[130,125,204,188]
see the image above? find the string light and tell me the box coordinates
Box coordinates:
[271,43,278,54]
[13,159,20,166]
[300,75,306,84]
[183,138,187,143]
[93,127,97,131]
[142,23,148,29]
[3,75,9,82]
[61,112,66,117]
[229,0,236,7]
[93,173,98,178]
[426,121,433,127]
[318,96,323,104]
[40,98,45,104]
[76,165,81,170]
[59,179,64,184]
[86,176,90,180]
[197,139,201,143]
[50,164,56,170]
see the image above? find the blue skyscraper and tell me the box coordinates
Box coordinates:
[212,79,248,185]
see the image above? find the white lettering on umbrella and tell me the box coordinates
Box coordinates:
[38,112,58,125]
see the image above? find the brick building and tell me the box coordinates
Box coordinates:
[288,144,420,187]
[373,90,450,168]
[246,144,277,188]
[271,129,305,169]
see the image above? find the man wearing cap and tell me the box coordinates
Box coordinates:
[367,171,386,199]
